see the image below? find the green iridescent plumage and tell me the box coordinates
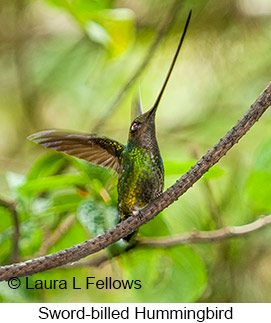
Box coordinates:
[118,136,164,221]
[28,12,191,241]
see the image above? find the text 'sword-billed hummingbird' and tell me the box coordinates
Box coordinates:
[28,11,191,240]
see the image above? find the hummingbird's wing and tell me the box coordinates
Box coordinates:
[28,130,125,173]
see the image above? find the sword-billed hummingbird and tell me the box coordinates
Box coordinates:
[28,11,191,240]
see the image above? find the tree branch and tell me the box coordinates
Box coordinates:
[138,215,271,247]
[0,197,12,209]
[0,83,270,281]
[62,215,271,269]
[92,0,182,132]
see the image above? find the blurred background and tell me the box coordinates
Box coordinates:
[0,0,271,302]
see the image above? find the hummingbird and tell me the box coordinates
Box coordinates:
[28,11,191,241]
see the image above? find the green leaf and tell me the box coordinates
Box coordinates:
[166,247,207,301]
[44,0,114,12]
[0,226,12,249]
[34,194,82,217]
[71,158,112,184]
[104,205,119,229]
[77,198,126,253]
[19,223,43,257]
[77,198,119,235]
[77,198,106,236]
[0,207,13,232]
[27,153,67,180]
[203,166,225,180]
[246,172,271,212]
[88,9,135,57]
[246,141,271,212]
[19,174,89,194]
[139,213,171,237]
[119,245,207,302]
[164,160,225,180]
[250,140,271,173]
[43,0,134,57]
[85,21,111,48]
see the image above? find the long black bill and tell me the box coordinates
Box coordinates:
[148,10,192,117]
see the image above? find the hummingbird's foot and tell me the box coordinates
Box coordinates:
[156,191,163,198]
[132,210,143,220]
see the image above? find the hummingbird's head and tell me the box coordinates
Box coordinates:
[128,104,158,148]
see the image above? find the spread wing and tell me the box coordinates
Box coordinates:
[28,130,125,173]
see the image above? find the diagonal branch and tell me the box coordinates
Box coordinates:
[0,83,270,281]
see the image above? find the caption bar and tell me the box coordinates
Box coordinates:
[38,305,232,321]
[0,303,269,322]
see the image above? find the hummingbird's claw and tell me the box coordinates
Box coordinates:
[132,210,143,220]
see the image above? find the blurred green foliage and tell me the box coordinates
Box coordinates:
[43,0,135,57]
[0,0,271,303]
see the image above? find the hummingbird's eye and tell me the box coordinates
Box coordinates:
[131,122,140,132]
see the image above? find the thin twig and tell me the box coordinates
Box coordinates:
[62,215,271,268]
[92,0,182,132]
[138,215,271,247]
[0,83,270,280]
[36,215,76,257]
[0,197,13,209]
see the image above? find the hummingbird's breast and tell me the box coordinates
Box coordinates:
[117,144,164,220]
